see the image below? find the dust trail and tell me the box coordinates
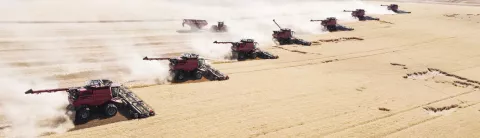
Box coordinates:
[101,22,172,86]
[0,63,74,138]
[0,3,92,137]
[0,22,103,83]
[0,0,394,79]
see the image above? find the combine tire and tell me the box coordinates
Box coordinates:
[250,52,257,59]
[195,71,203,80]
[176,71,185,81]
[76,107,90,121]
[238,52,246,60]
[327,26,337,32]
[104,103,118,117]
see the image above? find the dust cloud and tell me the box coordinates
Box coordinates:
[0,63,74,138]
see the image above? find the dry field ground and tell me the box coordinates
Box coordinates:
[2,0,480,138]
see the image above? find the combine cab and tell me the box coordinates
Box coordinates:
[25,79,155,123]
[310,17,354,32]
[213,39,279,61]
[272,19,311,46]
[344,9,379,21]
[143,53,229,82]
[381,4,411,14]
[178,19,228,33]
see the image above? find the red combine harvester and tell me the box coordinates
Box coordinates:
[310,17,354,32]
[210,21,228,32]
[272,19,311,46]
[381,4,411,14]
[344,9,379,21]
[344,9,365,19]
[143,53,229,82]
[177,19,228,33]
[213,39,279,61]
[25,79,155,123]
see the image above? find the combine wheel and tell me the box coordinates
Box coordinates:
[104,103,118,117]
[327,26,337,32]
[238,52,246,60]
[194,70,203,80]
[76,107,91,121]
[176,71,185,81]
[250,52,257,59]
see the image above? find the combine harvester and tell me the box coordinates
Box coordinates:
[310,17,354,32]
[343,9,380,21]
[213,39,279,61]
[177,19,228,33]
[381,4,412,14]
[25,79,155,123]
[143,53,229,82]
[272,19,312,46]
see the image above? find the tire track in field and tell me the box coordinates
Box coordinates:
[202,34,478,137]
[379,100,480,137]
[226,36,456,75]
[220,35,458,72]
[222,27,478,74]
[318,89,478,137]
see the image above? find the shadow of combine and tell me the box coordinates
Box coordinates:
[395,10,412,14]
[171,69,229,84]
[72,108,131,130]
[171,76,210,84]
[359,16,380,21]
[335,25,355,31]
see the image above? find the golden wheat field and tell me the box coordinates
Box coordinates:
[1,0,480,138]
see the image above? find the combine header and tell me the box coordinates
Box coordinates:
[310,17,354,32]
[143,53,229,82]
[272,19,311,46]
[381,4,411,14]
[25,79,155,123]
[344,9,379,21]
[177,19,228,33]
[213,39,279,61]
